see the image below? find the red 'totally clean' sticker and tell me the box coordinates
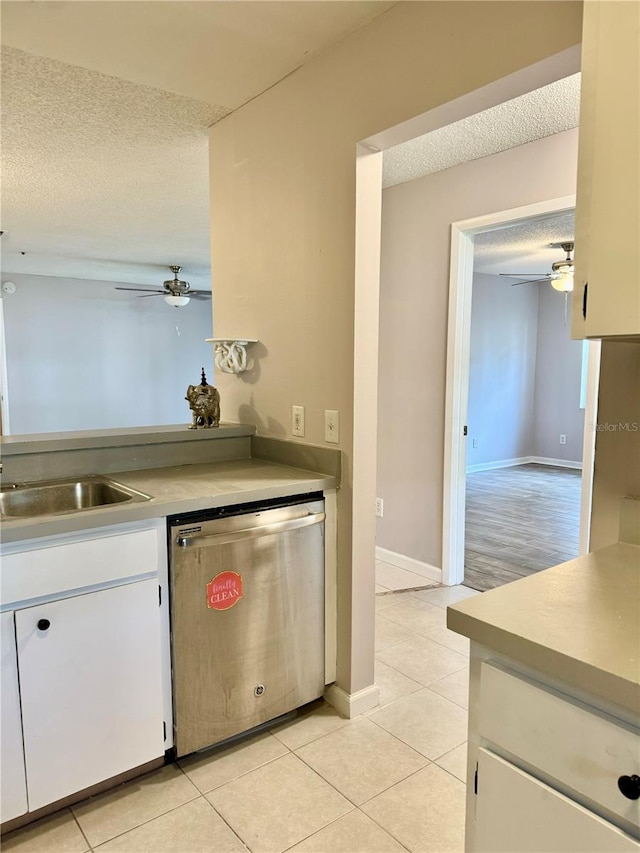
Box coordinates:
[207,571,244,611]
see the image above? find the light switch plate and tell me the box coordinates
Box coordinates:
[292,405,305,437]
[325,410,339,444]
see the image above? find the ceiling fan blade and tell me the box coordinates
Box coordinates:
[499,273,548,278]
[115,286,164,293]
[188,291,212,299]
[137,292,164,298]
[510,278,551,287]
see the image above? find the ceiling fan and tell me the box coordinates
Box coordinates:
[500,242,575,292]
[115,266,212,307]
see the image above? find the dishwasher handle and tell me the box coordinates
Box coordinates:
[175,511,325,549]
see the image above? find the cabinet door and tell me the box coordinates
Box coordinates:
[572,0,640,338]
[16,580,164,811]
[475,749,640,853]
[1,611,28,822]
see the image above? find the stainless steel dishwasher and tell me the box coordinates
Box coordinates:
[168,493,325,757]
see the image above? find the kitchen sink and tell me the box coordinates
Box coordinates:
[0,476,152,518]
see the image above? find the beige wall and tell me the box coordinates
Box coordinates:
[377,129,579,568]
[590,342,640,550]
[208,1,583,694]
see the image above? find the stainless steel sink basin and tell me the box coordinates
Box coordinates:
[0,476,152,518]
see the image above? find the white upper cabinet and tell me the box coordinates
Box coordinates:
[572,0,640,339]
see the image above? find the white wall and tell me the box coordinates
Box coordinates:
[466,274,539,468]
[466,273,585,470]
[377,128,579,569]
[533,284,585,461]
[3,273,213,434]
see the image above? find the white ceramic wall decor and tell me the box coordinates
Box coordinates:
[206,339,258,374]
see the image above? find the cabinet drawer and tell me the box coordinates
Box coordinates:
[479,662,640,833]
[1,524,159,606]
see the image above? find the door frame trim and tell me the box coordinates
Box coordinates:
[442,194,600,585]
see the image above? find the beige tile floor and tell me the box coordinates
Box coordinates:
[3,584,479,853]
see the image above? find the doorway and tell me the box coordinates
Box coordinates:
[461,212,592,591]
[357,50,583,598]
[442,199,601,587]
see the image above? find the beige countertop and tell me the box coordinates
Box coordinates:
[448,543,640,714]
[0,458,336,544]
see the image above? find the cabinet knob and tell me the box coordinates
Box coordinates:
[37,618,51,631]
[617,774,640,800]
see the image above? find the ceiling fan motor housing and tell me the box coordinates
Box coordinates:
[164,265,191,294]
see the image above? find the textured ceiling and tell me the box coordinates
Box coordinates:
[1,46,219,289]
[383,74,581,189]
[0,1,580,289]
[0,0,395,288]
[474,210,575,277]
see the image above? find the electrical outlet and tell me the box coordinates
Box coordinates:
[325,410,339,443]
[472,438,478,448]
[292,405,305,437]
[376,497,384,518]
[560,434,567,445]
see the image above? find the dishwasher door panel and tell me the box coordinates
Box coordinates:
[170,501,325,756]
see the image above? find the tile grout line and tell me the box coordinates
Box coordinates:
[69,808,93,853]
[286,748,359,810]
[355,764,438,852]
[291,716,431,807]
[266,712,353,752]
[365,704,467,765]
[374,651,466,687]
[77,786,201,849]
[206,750,357,853]
[197,795,253,852]
[178,740,293,797]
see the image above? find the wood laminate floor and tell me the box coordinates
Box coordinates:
[464,464,581,592]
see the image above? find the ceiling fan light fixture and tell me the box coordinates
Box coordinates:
[551,270,574,292]
[164,294,190,307]
[550,247,574,291]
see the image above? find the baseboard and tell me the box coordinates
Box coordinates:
[375,546,442,583]
[466,456,532,474]
[529,456,582,470]
[466,455,582,473]
[324,683,380,718]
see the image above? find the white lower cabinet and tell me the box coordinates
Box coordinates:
[16,579,164,812]
[1,611,28,823]
[476,749,639,853]
[466,657,640,852]
[1,520,169,822]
